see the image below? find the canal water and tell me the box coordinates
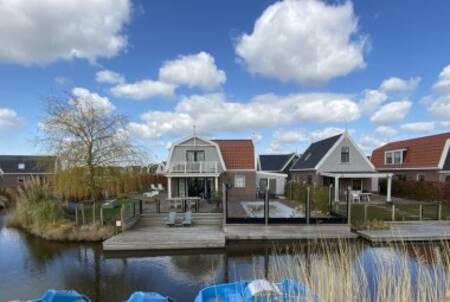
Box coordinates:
[0,212,447,302]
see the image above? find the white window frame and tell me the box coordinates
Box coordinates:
[234,174,246,188]
[340,146,350,164]
[416,174,425,182]
[18,163,25,170]
[384,149,404,165]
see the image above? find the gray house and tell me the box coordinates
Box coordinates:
[163,135,257,201]
[290,131,393,202]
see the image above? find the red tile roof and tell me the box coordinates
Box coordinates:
[371,132,450,169]
[212,139,255,170]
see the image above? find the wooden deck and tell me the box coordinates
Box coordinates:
[224,224,357,241]
[357,221,450,243]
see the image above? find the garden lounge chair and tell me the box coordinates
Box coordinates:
[183,211,192,226]
[166,211,176,227]
[157,184,164,191]
[151,184,158,191]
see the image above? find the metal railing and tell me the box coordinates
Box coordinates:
[168,161,219,173]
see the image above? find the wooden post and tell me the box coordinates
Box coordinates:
[290,181,293,201]
[264,189,269,225]
[363,204,368,224]
[75,208,79,225]
[157,197,161,213]
[347,186,351,226]
[419,204,423,221]
[438,202,442,220]
[222,183,227,225]
[81,204,86,225]
[139,199,143,214]
[391,204,396,221]
[120,205,125,231]
[100,207,104,225]
[306,187,310,225]
[328,184,333,212]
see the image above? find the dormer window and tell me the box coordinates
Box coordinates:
[341,146,350,163]
[18,163,25,170]
[385,149,405,165]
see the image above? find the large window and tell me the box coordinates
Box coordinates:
[234,174,246,188]
[186,150,205,162]
[341,146,350,163]
[385,150,404,165]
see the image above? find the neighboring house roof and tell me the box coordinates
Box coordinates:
[291,134,342,170]
[371,132,450,169]
[212,139,255,170]
[0,155,56,174]
[259,153,297,171]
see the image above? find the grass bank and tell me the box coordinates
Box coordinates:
[7,178,114,242]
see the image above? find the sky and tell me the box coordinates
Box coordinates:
[0,0,450,162]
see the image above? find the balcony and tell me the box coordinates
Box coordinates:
[168,161,219,174]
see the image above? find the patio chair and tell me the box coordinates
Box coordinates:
[157,183,164,191]
[351,191,361,203]
[151,184,158,191]
[166,211,176,227]
[183,211,192,226]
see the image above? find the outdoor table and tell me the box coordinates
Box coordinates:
[360,192,372,202]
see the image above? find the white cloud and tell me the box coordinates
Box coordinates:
[71,87,115,115]
[0,108,23,130]
[400,122,435,132]
[159,52,226,91]
[310,127,347,142]
[96,70,125,85]
[432,65,450,95]
[0,0,130,65]
[359,89,388,114]
[235,0,366,85]
[375,126,397,137]
[251,133,263,143]
[111,80,176,100]
[370,100,412,124]
[127,92,360,140]
[358,135,386,154]
[273,130,309,145]
[379,77,420,93]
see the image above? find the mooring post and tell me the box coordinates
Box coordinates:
[363,204,368,224]
[222,183,227,225]
[81,204,86,225]
[391,204,396,221]
[100,207,104,225]
[438,202,442,220]
[120,205,125,231]
[347,186,351,226]
[306,187,310,225]
[75,208,79,225]
[139,199,143,214]
[419,204,423,220]
[328,184,333,212]
[264,189,269,225]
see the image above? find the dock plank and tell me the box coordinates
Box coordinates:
[357,221,450,243]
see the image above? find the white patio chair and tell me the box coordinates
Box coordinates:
[151,184,158,191]
[351,190,361,203]
[157,183,164,191]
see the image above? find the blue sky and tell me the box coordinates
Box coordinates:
[0,0,450,162]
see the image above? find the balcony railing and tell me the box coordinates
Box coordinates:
[168,161,219,173]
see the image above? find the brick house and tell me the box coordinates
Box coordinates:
[371,132,450,183]
[0,155,56,189]
[163,135,257,201]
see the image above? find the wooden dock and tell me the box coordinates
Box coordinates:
[224,224,357,241]
[357,221,450,243]
[103,212,225,251]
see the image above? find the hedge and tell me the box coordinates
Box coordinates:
[379,179,450,202]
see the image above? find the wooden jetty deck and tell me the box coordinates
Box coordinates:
[224,224,357,241]
[357,221,450,243]
[103,212,225,251]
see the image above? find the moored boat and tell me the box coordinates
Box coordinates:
[126,291,171,302]
[194,279,318,302]
[31,289,90,302]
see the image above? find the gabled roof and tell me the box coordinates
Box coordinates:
[291,134,342,170]
[259,153,297,171]
[0,155,56,174]
[212,139,255,170]
[371,132,450,169]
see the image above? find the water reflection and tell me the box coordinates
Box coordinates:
[1,213,449,302]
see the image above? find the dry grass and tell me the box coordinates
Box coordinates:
[260,240,450,302]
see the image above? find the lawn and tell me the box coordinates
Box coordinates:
[335,202,450,226]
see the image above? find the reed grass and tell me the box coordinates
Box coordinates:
[261,240,450,302]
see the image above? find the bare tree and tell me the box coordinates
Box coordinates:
[40,94,142,223]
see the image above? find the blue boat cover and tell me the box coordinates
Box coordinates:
[32,290,90,302]
[126,292,168,302]
[195,279,319,302]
